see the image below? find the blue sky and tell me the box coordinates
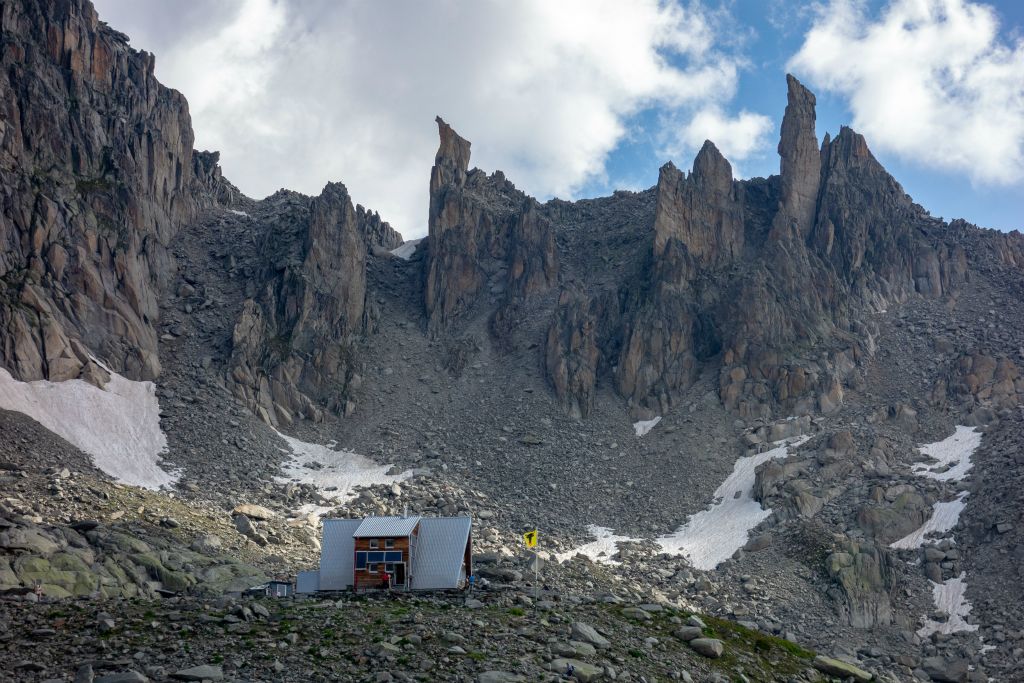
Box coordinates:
[95,0,1023,236]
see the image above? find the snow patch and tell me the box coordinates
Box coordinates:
[633,416,661,438]
[227,209,249,217]
[913,425,981,482]
[917,574,979,637]
[893,427,983,638]
[0,367,175,489]
[890,492,969,550]
[274,431,412,511]
[554,525,637,566]
[656,436,810,570]
[390,238,423,260]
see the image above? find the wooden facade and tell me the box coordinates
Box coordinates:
[352,526,418,591]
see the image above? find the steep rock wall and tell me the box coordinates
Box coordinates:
[0,0,221,382]
[228,183,368,426]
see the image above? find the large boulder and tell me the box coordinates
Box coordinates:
[813,655,873,682]
[570,622,610,649]
[688,638,724,659]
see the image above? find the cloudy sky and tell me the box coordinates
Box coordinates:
[94,0,1023,238]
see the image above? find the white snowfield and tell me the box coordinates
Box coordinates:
[912,425,981,482]
[890,492,968,550]
[656,436,810,570]
[390,238,423,260]
[890,426,982,638]
[274,431,412,509]
[227,209,249,217]
[917,574,979,637]
[0,366,176,489]
[633,416,661,437]
[554,525,637,566]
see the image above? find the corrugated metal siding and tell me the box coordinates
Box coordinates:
[412,517,471,590]
[353,516,421,538]
[296,570,319,594]
[319,519,361,590]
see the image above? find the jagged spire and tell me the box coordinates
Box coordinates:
[432,116,471,191]
[770,74,821,240]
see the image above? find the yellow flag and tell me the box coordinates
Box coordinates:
[523,529,538,548]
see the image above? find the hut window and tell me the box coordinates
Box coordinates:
[369,539,379,549]
[385,539,395,549]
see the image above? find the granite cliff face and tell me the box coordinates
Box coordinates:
[0,0,225,384]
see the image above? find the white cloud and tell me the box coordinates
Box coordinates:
[93,0,770,238]
[670,106,774,175]
[790,0,1024,186]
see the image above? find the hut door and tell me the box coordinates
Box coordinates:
[389,563,406,588]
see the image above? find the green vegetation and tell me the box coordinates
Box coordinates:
[75,176,113,195]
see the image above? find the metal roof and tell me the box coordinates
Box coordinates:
[296,570,319,594]
[319,518,361,590]
[353,515,422,538]
[411,516,472,590]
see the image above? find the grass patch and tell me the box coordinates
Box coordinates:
[75,176,113,195]
[705,617,814,660]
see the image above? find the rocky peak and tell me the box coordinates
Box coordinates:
[652,140,743,268]
[823,126,875,168]
[770,73,821,241]
[691,140,733,190]
[431,116,471,193]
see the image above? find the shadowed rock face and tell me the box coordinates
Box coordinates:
[0,0,225,383]
[227,183,368,427]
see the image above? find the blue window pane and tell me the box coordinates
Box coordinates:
[355,552,366,569]
[368,552,384,563]
[385,551,402,562]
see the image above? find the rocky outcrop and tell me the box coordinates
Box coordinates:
[227,183,367,426]
[812,127,968,304]
[827,540,894,629]
[930,351,1023,421]
[424,118,556,333]
[356,204,403,253]
[0,0,222,383]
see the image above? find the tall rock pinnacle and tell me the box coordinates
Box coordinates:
[770,74,821,240]
[430,116,472,194]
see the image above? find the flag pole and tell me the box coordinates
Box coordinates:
[534,543,539,602]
